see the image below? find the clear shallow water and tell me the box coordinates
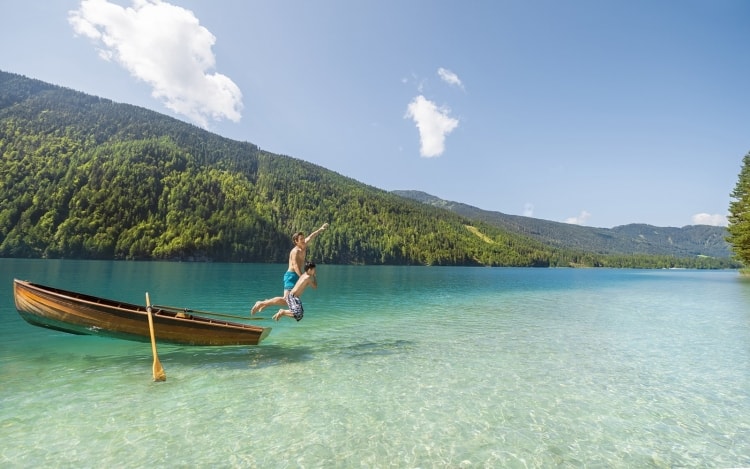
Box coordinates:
[1,260,749,467]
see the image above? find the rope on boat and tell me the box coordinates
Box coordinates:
[153,304,266,321]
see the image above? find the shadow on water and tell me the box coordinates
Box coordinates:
[72,343,317,373]
[324,339,417,358]
[168,344,318,369]
[69,338,418,375]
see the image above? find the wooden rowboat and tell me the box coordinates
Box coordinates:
[13,279,271,346]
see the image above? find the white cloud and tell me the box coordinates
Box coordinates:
[564,210,592,225]
[691,213,728,226]
[437,67,463,89]
[404,95,459,158]
[69,0,242,128]
[523,203,534,217]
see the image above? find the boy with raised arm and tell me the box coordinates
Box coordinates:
[251,223,328,314]
[273,261,317,322]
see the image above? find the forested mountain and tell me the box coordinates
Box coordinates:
[0,71,738,268]
[393,191,732,258]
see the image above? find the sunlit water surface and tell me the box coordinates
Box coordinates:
[1,260,749,467]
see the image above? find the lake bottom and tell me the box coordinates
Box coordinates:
[1,261,749,467]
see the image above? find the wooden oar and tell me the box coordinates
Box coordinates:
[145,292,166,382]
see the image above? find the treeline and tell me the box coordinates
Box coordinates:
[0,125,558,265]
[0,71,739,269]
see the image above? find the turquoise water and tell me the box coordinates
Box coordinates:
[1,259,749,467]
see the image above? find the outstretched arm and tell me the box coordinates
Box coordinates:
[305,223,329,243]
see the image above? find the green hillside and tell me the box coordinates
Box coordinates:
[393,190,732,258]
[0,71,738,268]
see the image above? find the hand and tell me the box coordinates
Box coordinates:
[320,223,329,231]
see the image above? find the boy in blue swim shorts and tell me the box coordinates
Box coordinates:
[283,270,299,291]
[274,262,317,322]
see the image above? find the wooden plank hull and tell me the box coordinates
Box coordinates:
[13,279,271,346]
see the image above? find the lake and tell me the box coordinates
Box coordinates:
[1,259,749,467]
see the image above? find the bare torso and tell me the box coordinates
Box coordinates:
[288,246,305,275]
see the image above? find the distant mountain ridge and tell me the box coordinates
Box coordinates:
[393,190,731,258]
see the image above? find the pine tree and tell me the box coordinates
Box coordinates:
[727,151,750,267]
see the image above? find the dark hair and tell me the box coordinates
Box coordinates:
[292,231,305,242]
[304,261,316,271]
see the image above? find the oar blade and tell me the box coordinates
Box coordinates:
[153,360,166,382]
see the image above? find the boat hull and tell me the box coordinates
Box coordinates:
[13,279,271,346]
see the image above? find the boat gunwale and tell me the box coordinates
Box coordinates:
[13,279,268,333]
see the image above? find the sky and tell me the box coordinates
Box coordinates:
[2,0,749,228]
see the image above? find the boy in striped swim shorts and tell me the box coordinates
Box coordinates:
[274,262,317,322]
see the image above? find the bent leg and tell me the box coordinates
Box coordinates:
[252,296,287,314]
[273,309,293,321]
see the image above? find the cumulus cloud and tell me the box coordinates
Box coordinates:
[69,0,242,128]
[691,213,728,226]
[565,210,592,225]
[437,67,463,89]
[404,95,459,158]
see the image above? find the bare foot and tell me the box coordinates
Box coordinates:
[251,301,263,315]
[273,310,283,321]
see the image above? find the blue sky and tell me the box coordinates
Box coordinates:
[2,0,748,228]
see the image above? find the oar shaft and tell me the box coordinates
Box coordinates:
[154,305,266,321]
[146,292,166,382]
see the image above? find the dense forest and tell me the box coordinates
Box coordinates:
[0,71,739,269]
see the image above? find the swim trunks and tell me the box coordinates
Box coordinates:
[286,293,304,321]
[283,271,299,290]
